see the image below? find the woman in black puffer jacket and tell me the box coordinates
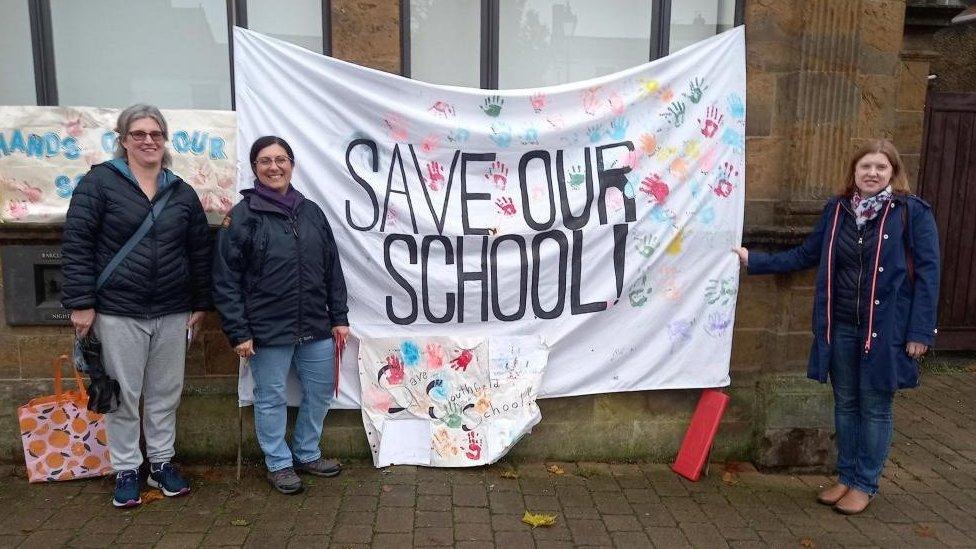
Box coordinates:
[61,104,211,508]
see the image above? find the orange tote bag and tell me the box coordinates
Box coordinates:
[18,355,113,482]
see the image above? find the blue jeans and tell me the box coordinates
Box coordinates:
[249,338,335,472]
[830,321,894,495]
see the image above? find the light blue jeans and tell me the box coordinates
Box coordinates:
[249,338,335,472]
[830,321,895,495]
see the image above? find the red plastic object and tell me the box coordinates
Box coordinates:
[671,388,730,481]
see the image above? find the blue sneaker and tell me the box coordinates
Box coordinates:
[147,462,191,497]
[112,470,141,508]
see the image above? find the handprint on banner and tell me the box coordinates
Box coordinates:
[683,139,701,159]
[379,354,405,385]
[421,134,440,154]
[712,162,739,198]
[582,87,601,115]
[721,126,745,153]
[660,87,675,103]
[607,92,626,116]
[465,432,483,460]
[698,144,720,174]
[607,117,629,140]
[705,277,738,306]
[639,133,658,156]
[495,196,517,216]
[637,78,660,98]
[481,95,504,117]
[624,149,642,171]
[425,343,445,369]
[567,166,585,190]
[628,271,653,307]
[520,126,540,145]
[489,122,512,148]
[383,113,409,142]
[447,127,470,144]
[428,101,456,118]
[669,157,689,181]
[699,106,724,138]
[530,92,547,113]
[485,161,509,190]
[704,310,733,338]
[682,77,708,104]
[6,200,28,220]
[433,428,460,458]
[450,349,474,371]
[662,101,686,127]
[634,232,660,258]
[15,182,43,203]
[726,92,746,121]
[586,125,604,143]
[655,145,678,162]
[426,161,445,191]
[640,174,670,204]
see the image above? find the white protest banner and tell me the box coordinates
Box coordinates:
[359,336,546,467]
[0,106,236,224]
[233,26,745,408]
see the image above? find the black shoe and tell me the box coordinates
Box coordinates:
[267,467,303,494]
[295,457,342,477]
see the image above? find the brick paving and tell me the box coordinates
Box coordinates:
[0,370,974,548]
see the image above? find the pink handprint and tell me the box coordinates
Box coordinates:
[530,93,547,113]
[640,174,670,204]
[450,349,474,372]
[15,182,42,203]
[624,150,642,170]
[699,144,719,174]
[582,87,601,115]
[428,101,456,118]
[383,354,405,385]
[425,343,445,370]
[64,116,83,138]
[484,161,508,190]
[669,157,689,181]
[383,113,409,142]
[217,176,234,189]
[6,200,28,219]
[495,196,517,217]
[699,106,724,138]
[421,134,440,154]
[465,432,483,460]
[218,196,234,214]
[607,92,626,116]
[426,161,445,191]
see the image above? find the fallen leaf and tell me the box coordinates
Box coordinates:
[521,511,557,528]
[721,471,739,486]
[382,484,394,493]
[915,524,937,538]
[546,464,565,475]
[140,489,164,504]
[230,519,250,527]
[500,469,519,479]
[799,538,815,548]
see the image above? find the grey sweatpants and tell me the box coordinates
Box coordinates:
[94,312,190,471]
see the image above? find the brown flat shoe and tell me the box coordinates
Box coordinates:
[817,483,850,505]
[834,488,872,515]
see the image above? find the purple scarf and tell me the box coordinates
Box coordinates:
[253,180,301,215]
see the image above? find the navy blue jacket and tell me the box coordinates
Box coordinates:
[747,194,940,391]
[212,189,349,347]
[61,159,213,317]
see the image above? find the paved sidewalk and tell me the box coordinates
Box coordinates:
[0,370,974,548]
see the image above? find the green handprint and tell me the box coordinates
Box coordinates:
[634,233,659,258]
[440,401,463,429]
[568,166,585,190]
[705,277,737,306]
[662,101,686,127]
[481,95,504,117]
[682,78,708,104]
[628,272,652,307]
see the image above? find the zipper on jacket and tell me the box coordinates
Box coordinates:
[291,215,305,344]
[855,229,864,327]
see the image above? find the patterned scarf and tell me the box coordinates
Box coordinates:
[851,185,892,228]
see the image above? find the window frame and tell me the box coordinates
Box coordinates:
[400,0,744,89]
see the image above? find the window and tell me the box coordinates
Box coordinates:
[404,0,742,88]
[49,0,231,109]
[498,0,652,89]
[0,0,37,105]
[408,0,482,88]
[246,0,325,54]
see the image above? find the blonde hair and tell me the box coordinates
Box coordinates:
[838,139,910,198]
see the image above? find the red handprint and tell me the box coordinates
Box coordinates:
[383,113,408,142]
[428,101,456,118]
[698,106,724,138]
[15,182,43,203]
[465,432,483,460]
[425,343,445,369]
[383,354,405,385]
[218,196,234,214]
[582,87,601,115]
[712,162,738,198]
[495,196,517,216]
[421,134,440,154]
[484,161,509,190]
[640,174,670,204]
[530,93,547,113]
[450,349,473,372]
[426,161,445,191]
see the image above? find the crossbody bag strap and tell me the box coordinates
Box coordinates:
[95,186,175,291]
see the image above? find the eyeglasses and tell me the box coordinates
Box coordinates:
[254,156,292,168]
[128,130,165,143]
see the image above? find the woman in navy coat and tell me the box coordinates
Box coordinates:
[734,139,940,514]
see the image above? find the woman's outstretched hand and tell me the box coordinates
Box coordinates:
[732,247,749,267]
[906,341,928,360]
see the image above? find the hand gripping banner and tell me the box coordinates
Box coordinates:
[233,26,745,410]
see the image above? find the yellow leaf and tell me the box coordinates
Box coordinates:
[546,464,565,475]
[140,489,164,504]
[500,469,519,479]
[799,538,815,548]
[230,519,250,527]
[721,471,739,486]
[521,511,557,528]
[915,524,937,538]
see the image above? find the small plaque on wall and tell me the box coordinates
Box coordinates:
[1,245,70,326]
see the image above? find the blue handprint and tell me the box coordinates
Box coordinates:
[607,117,629,140]
[520,126,540,145]
[721,126,744,153]
[401,340,421,367]
[586,125,604,143]
[448,127,470,144]
[726,93,745,121]
[490,122,512,148]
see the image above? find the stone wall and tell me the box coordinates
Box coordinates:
[2,0,953,468]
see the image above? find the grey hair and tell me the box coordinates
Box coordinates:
[113,103,172,168]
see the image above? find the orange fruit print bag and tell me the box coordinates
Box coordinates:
[18,355,112,482]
